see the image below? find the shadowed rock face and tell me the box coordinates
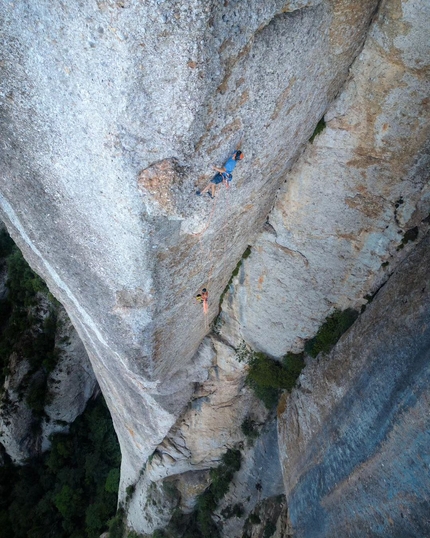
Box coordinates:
[278,232,430,537]
[0,0,379,496]
[0,307,97,463]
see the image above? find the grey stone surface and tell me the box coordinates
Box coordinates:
[278,232,430,537]
[126,335,269,534]
[216,418,285,538]
[221,0,430,358]
[0,354,34,463]
[41,308,97,451]
[0,0,380,504]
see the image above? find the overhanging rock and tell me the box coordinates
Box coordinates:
[0,0,380,502]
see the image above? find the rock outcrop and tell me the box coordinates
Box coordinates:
[0,247,97,463]
[0,0,382,503]
[41,308,98,451]
[126,336,273,534]
[278,231,430,538]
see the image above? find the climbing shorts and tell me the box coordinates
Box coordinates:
[211,173,224,184]
[211,172,232,184]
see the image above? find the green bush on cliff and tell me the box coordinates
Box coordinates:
[164,448,242,538]
[241,416,259,441]
[304,308,358,358]
[195,449,242,537]
[263,521,277,538]
[0,241,60,389]
[245,352,305,409]
[309,117,326,143]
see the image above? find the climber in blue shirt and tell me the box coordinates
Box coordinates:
[196,150,244,199]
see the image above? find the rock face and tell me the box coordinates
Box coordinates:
[215,418,285,538]
[278,231,430,537]
[0,0,382,502]
[1,0,429,535]
[0,296,97,463]
[41,309,98,451]
[126,336,273,534]
[221,0,430,358]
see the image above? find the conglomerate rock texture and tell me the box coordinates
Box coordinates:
[278,232,430,538]
[1,0,429,535]
[0,0,381,498]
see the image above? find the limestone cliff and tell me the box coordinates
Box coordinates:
[221,0,430,357]
[0,0,381,494]
[0,0,429,536]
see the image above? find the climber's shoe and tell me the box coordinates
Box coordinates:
[196,190,201,196]
[207,192,214,199]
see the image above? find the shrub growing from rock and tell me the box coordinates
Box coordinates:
[304,309,358,358]
[246,352,305,408]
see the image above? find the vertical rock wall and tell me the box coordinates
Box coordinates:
[278,232,430,537]
[0,0,381,501]
[220,0,430,358]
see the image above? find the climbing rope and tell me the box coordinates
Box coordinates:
[193,177,235,327]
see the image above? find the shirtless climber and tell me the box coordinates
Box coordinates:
[196,288,209,314]
[196,150,244,199]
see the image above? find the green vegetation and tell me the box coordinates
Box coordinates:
[241,416,259,442]
[243,310,358,408]
[126,483,136,502]
[108,507,125,538]
[0,228,14,258]
[127,531,142,538]
[0,241,60,393]
[397,226,419,250]
[248,513,261,525]
[246,352,305,409]
[220,503,244,519]
[195,448,241,537]
[0,396,121,538]
[263,521,277,538]
[163,479,181,501]
[160,448,242,538]
[309,117,326,143]
[128,532,145,538]
[152,530,168,538]
[304,309,358,358]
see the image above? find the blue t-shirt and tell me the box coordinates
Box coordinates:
[224,155,237,173]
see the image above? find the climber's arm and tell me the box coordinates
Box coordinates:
[213,166,226,174]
